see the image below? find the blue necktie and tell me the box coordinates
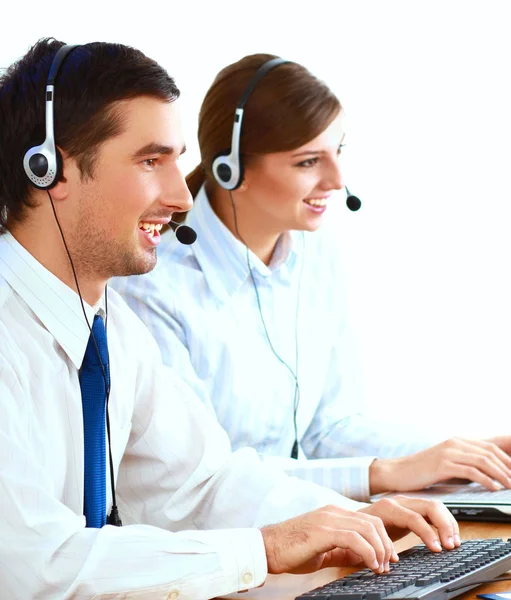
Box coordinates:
[79,314,109,528]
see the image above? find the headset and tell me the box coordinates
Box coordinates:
[23,44,78,190]
[212,57,288,191]
[23,43,122,526]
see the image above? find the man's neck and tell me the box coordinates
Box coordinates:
[8,221,106,306]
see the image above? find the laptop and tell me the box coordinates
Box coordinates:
[371,481,511,522]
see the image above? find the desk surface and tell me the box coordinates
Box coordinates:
[220,522,511,600]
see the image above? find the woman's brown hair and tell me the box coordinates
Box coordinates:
[186,53,342,199]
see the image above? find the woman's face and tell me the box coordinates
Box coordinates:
[241,112,345,233]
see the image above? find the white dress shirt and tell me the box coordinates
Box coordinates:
[112,186,440,504]
[0,230,364,600]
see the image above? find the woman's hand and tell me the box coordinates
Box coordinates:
[370,437,511,495]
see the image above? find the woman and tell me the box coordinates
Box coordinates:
[112,53,511,501]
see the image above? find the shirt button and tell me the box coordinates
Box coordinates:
[242,572,253,585]
[168,591,179,600]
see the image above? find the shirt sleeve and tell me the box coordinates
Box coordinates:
[0,351,268,599]
[113,269,216,413]
[259,454,377,502]
[300,315,445,501]
[116,311,369,532]
[114,263,443,504]
[115,276,377,503]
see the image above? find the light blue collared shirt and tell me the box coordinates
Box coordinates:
[112,186,434,501]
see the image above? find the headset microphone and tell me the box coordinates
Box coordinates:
[169,220,197,245]
[346,187,362,212]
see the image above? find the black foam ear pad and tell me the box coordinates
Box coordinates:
[215,161,232,183]
[28,153,50,178]
[27,149,62,185]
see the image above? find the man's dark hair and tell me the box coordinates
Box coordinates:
[0,37,180,228]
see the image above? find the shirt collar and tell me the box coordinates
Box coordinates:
[186,185,301,300]
[0,231,102,369]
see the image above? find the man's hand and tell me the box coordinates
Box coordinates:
[260,496,459,576]
[359,495,459,549]
[369,437,511,495]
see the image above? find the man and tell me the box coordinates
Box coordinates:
[0,38,458,599]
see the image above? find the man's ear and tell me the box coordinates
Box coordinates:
[48,147,71,201]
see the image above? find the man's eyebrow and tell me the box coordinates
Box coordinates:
[131,143,187,158]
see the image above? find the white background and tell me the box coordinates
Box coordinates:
[2,0,510,437]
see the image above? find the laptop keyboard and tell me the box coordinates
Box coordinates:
[371,482,511,504]
[447,486,511,501]
[295,538,511,599]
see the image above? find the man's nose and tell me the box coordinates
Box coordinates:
[164,167,193,213]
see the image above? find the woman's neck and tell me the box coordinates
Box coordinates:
[207,184,280,266]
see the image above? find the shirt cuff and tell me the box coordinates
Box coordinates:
[258,454,378,504]
[333,455,378,502]
[211,527,268,592]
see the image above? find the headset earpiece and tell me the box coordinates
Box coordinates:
[212,106,245,190]
[23,142,63,190]
[212,58,288,191]
[212,148,244,191]
[23,44,77,190]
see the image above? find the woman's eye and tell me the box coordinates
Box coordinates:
[297,157,319,168]
[143,158,157,168]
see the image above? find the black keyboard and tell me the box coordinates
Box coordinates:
[296,538,511,600]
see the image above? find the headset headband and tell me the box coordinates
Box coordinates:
[237,57,288,110]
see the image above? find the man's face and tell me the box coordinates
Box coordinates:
[67,96,192,279]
